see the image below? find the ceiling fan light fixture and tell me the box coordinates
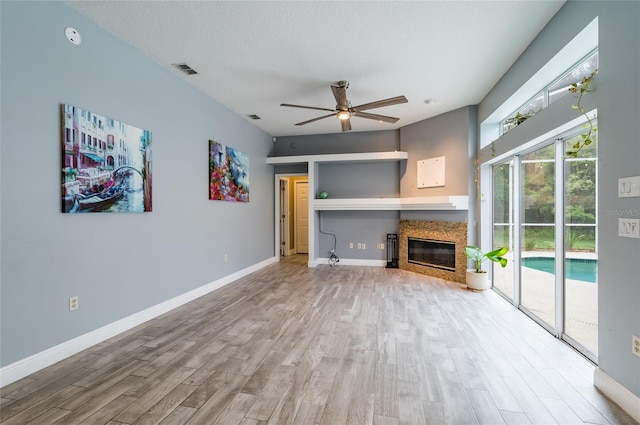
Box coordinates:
[336,110,351,120]
[281,82,406,131]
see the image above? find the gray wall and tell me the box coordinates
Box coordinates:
[399,106,473,224]
[0,2,274,367]
[317,162,400,199]
[273,130,400,156]
[479,0,640,397]
[316,161,401,257]
[273,164,308,175]
[318,211,399,261]
[400,106,473,198]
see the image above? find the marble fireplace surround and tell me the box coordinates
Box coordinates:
[399,220,467,283]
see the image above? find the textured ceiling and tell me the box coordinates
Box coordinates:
[66,1,565,137]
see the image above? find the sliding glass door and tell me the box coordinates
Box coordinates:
[492,162,513,300]
[563,134,598,357]
[491,128,598,361]
[520,144,556,329]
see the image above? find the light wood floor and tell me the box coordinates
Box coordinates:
[1,255,637,425]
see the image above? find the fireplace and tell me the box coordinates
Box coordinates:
[399,220,467,283]
[407,238,456,271]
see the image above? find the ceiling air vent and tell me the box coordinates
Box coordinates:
[248,114,261,120]
[172,63,198,75]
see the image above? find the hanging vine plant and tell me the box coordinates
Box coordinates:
[565,70,598,158]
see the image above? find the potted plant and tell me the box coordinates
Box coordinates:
[464,245,509,291]
[565,69,597,158]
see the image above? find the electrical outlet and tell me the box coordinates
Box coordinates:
[349,243,353,249]
[633,335,640,358]
[224,254,228,263]
[357,243,362,249]
[69,296,79,311]
[379,243,385,250]
[362,243,366,249]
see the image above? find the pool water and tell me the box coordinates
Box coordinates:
[522,257,597,283]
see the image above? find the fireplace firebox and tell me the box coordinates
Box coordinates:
[407,237,456,271]
[399,220,466,283]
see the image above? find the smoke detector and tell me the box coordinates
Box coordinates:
[65,27,81,45]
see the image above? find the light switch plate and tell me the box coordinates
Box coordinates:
[619,218,640,238]
[618,176,640,197]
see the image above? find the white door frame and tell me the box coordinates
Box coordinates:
[279,178,290,257]
[274,173,307,262]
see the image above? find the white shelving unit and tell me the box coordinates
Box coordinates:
[268,151,468,266]
[266,150,409,165]
[313,196,468,211]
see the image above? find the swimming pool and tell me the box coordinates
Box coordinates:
[522,257,597,283]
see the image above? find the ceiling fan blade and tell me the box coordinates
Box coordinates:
[341,118,352,132]
[352,95,408,112]
[353,111,400,123]
[281,103,335,112]
[331,85,349,110]
[294,113,336,126]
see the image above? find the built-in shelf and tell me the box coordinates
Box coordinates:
[266,151,409,165]
[270,150,467,266]
[313,196,468,211]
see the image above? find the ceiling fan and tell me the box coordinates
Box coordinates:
[280,81,408,132]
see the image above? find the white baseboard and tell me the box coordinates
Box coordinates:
[315,257,386,267]
[0,257,277,388]
[594,367,640,422]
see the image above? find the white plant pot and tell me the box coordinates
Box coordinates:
[466,269,490,291]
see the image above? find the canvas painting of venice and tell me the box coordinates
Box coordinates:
[209,140,249,202]
[61,104,152,213]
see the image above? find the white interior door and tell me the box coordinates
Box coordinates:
[295,181,309,254]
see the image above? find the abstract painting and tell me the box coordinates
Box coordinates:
[61,104,152,213]
[209,140,249,202]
